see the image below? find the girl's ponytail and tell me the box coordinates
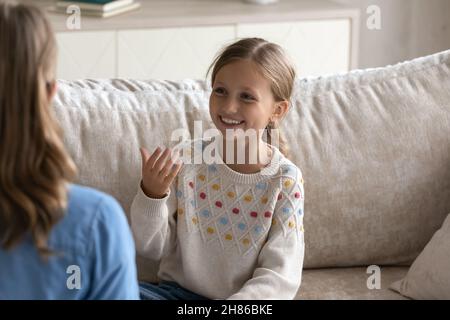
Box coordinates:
[266,120,290,159]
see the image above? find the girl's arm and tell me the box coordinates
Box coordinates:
[130,181,178,261]
[227,172,305,300]
[130,147,182,261]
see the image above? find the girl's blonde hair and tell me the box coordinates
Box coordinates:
[0,1,76,257]
[208,37,296,158]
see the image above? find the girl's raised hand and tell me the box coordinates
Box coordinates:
[139,146,183,199]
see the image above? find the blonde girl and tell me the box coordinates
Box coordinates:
[133,38,305,300]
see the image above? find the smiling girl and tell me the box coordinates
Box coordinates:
[132,38,305,300]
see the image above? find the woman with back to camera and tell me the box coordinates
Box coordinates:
[0,1,139,299]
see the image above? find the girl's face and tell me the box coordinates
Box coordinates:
[209,59,283,141]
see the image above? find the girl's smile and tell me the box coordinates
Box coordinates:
[219,115,245,127]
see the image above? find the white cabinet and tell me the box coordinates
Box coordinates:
[56,19,354,80]
[117,26,235,80]
[47,0,359,80]
[56,31,116,80]
[236,19,352,77]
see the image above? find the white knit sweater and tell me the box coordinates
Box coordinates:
[130,139,305,300]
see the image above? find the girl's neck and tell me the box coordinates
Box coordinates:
[219,136,273,174]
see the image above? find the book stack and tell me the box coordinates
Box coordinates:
[55,0,141,18]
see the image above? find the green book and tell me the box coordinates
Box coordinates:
[57,0,134,12]
[61,0,123,4]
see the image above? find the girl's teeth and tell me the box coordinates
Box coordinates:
[221,116,243,125]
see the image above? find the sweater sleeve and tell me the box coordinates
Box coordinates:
[130,180,178,261]
[227,171,305,300]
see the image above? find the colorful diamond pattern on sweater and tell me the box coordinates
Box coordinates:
[177,159,304,256]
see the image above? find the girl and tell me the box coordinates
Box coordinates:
[133,38,305,300]
[0,2,139,299]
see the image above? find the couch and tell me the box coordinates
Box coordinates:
[52,49,450,299]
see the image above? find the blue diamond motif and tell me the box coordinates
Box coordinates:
[201,209,210,217]
[254,225,263,234]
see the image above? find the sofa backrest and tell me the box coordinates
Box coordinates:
[53,50,450,281]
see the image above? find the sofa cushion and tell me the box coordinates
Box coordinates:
[52,50,450,281]
[298,267,409,300]
[390,213,450,299]
[288,50,450,268]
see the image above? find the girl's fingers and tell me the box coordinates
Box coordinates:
[146,146,163,169]
[140,147,151,172]
[160,150,180,177]
[164,160,183,184]
[153,147,171,172]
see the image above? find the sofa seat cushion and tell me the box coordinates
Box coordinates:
[297,267,409,300]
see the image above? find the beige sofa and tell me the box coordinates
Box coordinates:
[52,49,450,299]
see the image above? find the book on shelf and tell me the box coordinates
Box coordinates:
[51,1,141,18]
[56,0,135,13]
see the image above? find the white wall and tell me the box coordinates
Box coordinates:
[410,0,450,59]
[334,0,450,68]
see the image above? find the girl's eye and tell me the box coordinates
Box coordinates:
[241,93,255,101]
[214,87,226,95]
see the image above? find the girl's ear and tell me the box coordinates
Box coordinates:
[271,100,289,122]
[47,81,57,101]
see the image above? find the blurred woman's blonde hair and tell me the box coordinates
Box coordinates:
[0,1,76,257]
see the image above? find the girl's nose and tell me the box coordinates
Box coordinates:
[222,98,238,114]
